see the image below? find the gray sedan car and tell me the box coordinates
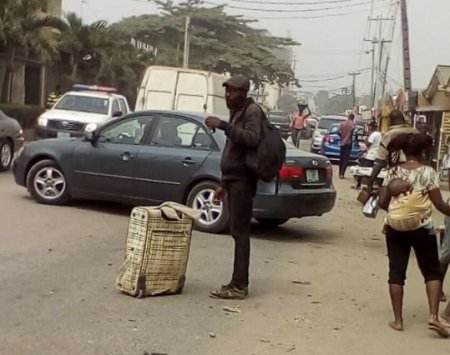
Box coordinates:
[13,111,336,233]
[0,109,24,171]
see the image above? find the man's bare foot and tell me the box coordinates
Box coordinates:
[389,321,403,331]
[428,320,450,338]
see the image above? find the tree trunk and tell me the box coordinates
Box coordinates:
[70,55,78,80]
[1,46,16,103]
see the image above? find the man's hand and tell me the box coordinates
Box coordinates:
[205,116,223,130]
[213,186,226,203]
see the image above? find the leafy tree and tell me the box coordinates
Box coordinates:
[0,0,67,102]
[115,0,298,87]
[59,13,154,103]
[59,13,108,79]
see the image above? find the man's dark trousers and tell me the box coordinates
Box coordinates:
[339,144,352,176]
[226,179,257,290]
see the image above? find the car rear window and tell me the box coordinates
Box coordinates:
[269,114,290,124]
[55,94,110,115]
[318,118,345,129]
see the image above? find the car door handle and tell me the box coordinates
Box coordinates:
[120,152,135,161]
[182,158,196,166]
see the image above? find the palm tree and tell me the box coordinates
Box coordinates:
[59,13,107,80]
[0,0,67,103]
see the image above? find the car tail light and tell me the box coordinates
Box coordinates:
[279,164,304,180]
[324,135,334,143]
[326,163,333,183]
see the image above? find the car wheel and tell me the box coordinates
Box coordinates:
[26,159,71,205]
[0,139,13,172]
[186,181,229,234]
[256,218,289,228]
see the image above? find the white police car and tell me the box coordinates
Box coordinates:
[36,84,130,139]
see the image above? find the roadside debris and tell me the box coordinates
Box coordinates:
[209,332,216,338]
[292,281,311,285]
[222,306,241,314]
[294,315,311,323]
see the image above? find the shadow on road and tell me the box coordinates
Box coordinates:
[250,220,338,245]
[71,200,132,216]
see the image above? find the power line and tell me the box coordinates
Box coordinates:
[205,0,378,13]
[242,3,391,20]
[229,0,377,5]
[299,75,349,82]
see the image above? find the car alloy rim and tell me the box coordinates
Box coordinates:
[34,167,66,200]
[1,143,12,167]
[192,188,223,226]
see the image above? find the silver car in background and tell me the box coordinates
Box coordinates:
[310,115,346,153]
[0,110,24,171]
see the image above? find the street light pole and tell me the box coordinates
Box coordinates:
[183,15,191,69]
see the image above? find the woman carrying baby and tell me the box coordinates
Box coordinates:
[379,132,450,337]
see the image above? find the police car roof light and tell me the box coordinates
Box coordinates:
[72,84,117,93]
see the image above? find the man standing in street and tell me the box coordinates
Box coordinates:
[338,113,356,179]
[205,75,263,300]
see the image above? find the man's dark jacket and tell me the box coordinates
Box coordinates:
[219,98,263,182]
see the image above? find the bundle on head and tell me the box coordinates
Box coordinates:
[387,133,432,167]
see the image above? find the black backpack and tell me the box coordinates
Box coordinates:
[245,107,286,182]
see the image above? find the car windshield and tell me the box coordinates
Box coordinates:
[318,118,345,129]
[55,94,110,115]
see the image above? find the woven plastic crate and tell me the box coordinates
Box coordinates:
[116,203,199,297]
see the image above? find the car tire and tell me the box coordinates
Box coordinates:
[26,159,71,205]
[0,138,13,172]
[186,181,229,234]
[256,218,289,228]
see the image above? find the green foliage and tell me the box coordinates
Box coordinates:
[113,1,298,87]
[0,0,68,102]
[0,104,45,128]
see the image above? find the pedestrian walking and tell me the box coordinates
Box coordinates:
[378,132,450,338]
[338,113,356,179]
[290,98,311,148]
[205,75,263,300]
[354,121,381,189]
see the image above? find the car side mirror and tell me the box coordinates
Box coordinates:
[84,130,97,145]
[112,111,123,118]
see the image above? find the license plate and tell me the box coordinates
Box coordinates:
[57,132,71,139]
[306,169,319,183]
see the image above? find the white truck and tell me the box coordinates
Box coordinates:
[135,66,229,115]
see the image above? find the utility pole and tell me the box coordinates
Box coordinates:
[400,0,412,91]
[348,72,361,107]
[364,39,376,107]
[183,15,191,69]
[381,55,391,98]
[80,0,86,21]
[365,16,394,106]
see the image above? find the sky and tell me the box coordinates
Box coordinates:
[62,0,450,95]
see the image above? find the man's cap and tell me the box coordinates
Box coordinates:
[223,75,250,92]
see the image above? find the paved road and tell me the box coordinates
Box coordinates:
[1,166,449,355]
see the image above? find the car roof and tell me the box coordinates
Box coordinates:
[131,110,229,122]
[63,91,126,99]
[269,111,289,115]
[319,115,347,120]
